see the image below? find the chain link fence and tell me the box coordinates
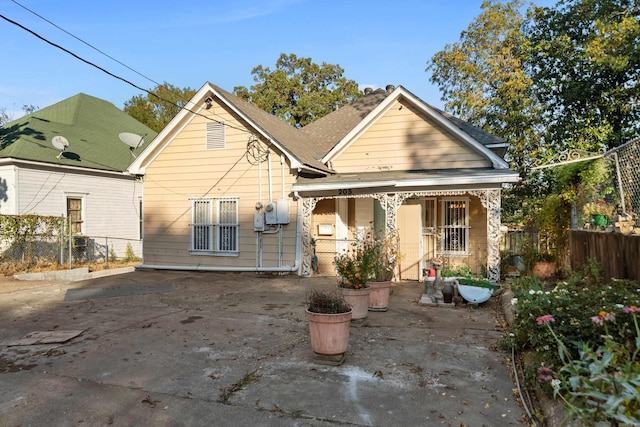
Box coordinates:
[609,138,640,226]
[0,214,141,270]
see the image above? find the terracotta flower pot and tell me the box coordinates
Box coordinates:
[533,261,556,279]
[368,281,391,311]
[306,309,352,355]
[338,286,371,319]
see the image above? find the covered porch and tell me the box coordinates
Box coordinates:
[293,171,508,282]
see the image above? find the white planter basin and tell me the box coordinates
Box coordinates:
[456,283,494,304]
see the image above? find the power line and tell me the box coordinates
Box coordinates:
[0,13,251,135]
[10,0,163,90]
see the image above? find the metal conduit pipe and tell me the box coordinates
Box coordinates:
[281,154,286,199]
[136,263,299,273]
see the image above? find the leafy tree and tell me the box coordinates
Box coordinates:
[427,0,543,177]
[427,0,640,229]
[123,82,196,132]
[427,0,546,225]
[234,53,361,128]
[0,108,9,126]
[1,105,38,126]
[528,0,640,152]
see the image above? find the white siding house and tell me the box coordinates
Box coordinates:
[0,94,155,259]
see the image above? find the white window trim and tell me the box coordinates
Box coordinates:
[439,197,469,256]
[189,197,239,255]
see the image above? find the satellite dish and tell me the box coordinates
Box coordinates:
[52,135,69,159]
[119,132,145,158]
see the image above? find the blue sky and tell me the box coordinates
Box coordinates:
[1,0,556,120]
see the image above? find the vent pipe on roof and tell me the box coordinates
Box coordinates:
[386,85,395,93]
[364,87,373,95]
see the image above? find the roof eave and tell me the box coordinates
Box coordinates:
[0,157,132,177]
[292,172,520,192]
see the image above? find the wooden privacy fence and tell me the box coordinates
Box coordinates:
[569,230,640,283]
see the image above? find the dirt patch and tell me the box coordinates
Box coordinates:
[0,355,37,373]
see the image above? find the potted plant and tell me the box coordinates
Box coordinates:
[334,235,376,319]
[367,232,398,311]
[583,200,615,227]
[305,289,352,363]
[531,251,557,279]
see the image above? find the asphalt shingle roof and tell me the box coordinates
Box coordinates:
[299,87,506,158]
[0,93,157,172]
[211,84,332,173]
[300,88,389,155]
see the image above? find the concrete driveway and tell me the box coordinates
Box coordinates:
[0,270,526,426]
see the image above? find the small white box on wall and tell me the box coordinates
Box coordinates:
[317,223,333,236]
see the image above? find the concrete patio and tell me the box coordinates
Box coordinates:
[0,270,526,426]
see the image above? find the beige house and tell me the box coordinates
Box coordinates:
[128,83,519,282]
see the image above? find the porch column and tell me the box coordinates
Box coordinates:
[374,193,408,239]
[374,194,411,277]
[300,197,318,276]
[469,189,501,282]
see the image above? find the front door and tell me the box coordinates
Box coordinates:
[397,203,422,280]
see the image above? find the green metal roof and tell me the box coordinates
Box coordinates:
[0,93,157,172]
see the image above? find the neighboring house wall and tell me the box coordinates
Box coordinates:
[0,164,142,257]
[141,111,298,269]
[330,100,492,173]
[0,165,17,213]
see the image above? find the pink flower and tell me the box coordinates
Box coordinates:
[536,315,555,325]
[623,305,639,314]
[591,311,616,325]
[537,366,554,383]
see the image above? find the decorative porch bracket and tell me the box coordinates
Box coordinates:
[468,189,501,283]
[300,197,319,276]
[298,189,501,282]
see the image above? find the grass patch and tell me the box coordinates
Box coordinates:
[218,370,261,403]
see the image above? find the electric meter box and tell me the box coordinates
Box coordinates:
[265,202,277,225]
[276,198,290,224]
[264,199,290,225]
[253,212,265,231]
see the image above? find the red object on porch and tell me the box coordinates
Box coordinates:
[428,268,435,277]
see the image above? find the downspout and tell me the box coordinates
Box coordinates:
[281,154,286,199]
[268,151,273,202]
[280,155,286,267]
[257,148,263,269]
[295,194,303,275]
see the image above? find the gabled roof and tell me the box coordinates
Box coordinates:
[129,83,331,175]
[210,84,331,173]
[300,88,389,154]
[130,83,514,177]
[0,93,157,172]
[303,86,509,169]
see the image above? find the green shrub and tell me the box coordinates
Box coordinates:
[509,265,640,424]
[440,264,472,278]
[510,273,639,369]
[124,243,140,262]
